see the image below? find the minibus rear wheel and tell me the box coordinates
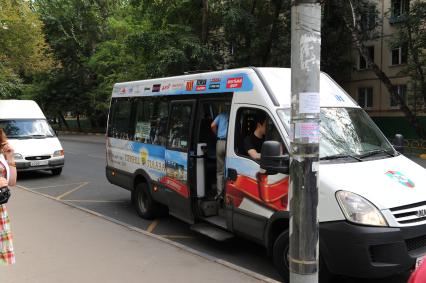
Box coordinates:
[132,182,159,220]
[273,230,335,283]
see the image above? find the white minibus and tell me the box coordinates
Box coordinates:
[0,100,64,175]
[106,67,426,281]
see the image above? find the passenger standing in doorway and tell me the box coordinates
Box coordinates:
[211,106,229,200]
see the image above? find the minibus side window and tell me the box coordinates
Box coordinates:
[234,107,287,160]
[134,97,154,143]
[151,99,169,146]
[167,103,192,152]
[108,98,132,139]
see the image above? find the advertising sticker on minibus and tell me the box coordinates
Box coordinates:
[385,171,415,188]
[226,77,243,88]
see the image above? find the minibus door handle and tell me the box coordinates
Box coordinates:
[227,168,237,181]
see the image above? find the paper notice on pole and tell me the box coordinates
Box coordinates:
[294,122,319,143]
[299,92,320,114]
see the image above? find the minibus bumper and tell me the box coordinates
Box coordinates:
[320,221,426,278]
[15,156,65,172]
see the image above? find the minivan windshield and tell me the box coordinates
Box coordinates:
[0,119,55,138]
[278,108,395,159]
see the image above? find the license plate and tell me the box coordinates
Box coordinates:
[416,255,425,269]
[30,160,49,167]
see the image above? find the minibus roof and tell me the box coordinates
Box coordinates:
[112,67,359,108]
[257,68,359,108]
[0,100,46,119]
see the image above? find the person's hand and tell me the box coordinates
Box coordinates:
[0,177,8,188]
[1,142,14,159]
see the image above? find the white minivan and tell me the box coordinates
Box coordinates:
[0,100,64,175]
[106,67,426,281]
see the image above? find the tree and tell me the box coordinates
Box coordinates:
[392,0,426,115]
[334,0,425,139]
[0,0,55,98]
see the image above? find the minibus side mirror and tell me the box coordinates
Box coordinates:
[393,134,404,154]
[260,141,289,175]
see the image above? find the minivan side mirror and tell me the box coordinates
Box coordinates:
[393,134,404,154]
[260,141,289,175]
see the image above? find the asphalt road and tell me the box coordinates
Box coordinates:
[15,134,420,283]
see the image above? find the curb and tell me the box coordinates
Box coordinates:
[15,184,281,283]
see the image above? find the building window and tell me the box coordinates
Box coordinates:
[390,0,409,23]
[361,4,377,31]
[390,84,407,107]
[392,0,410,17]
[358,87,373,108]
[391,44,408,65]
[359,46,374,70]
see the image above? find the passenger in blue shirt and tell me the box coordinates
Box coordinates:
[211,108,229,201]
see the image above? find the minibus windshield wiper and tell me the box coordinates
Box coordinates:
[359,149,395,159]
[320,154,362,162]
[29,134,47,138]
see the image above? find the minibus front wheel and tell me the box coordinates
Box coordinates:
[132,182,159,220]
[273,230,334,283]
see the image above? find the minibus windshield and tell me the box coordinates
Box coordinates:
[0,119,55,138]
[278,108,395,159]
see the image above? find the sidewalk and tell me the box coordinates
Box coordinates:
[0,188,266,283]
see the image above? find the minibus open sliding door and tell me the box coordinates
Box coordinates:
[163,100,195,223]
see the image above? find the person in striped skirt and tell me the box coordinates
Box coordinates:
[0,129,17,265]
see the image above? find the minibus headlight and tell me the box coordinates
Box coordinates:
[336,191,388,227]
[53,150,64,157]
[13,153,23,160]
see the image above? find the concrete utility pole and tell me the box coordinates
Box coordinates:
[289,1,321,283]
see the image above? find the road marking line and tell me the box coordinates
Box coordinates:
[147,219,159,233]
[56,182,89,200]
[161,235,195,239]
[64,199,127,203]
[30,182,86,190]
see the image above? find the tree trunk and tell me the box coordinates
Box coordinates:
[344,0,425,139]
[245,0,258,64]
[76,113,82,132]
[58,111,70,130]
[406,24,426,107]
[262,0,283,66]
[201,0,209,44]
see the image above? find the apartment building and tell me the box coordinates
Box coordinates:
[342,0,425,139]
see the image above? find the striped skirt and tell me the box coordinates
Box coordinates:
[0,204,15,265]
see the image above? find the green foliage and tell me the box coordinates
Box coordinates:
[3,0,373,131]
[391,0,426,109]
[0,0,55,98]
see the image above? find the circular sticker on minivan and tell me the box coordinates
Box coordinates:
[385,171,415,188]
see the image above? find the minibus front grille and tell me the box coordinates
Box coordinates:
[406,234,426,252]
[25,155,51,161]
[390,202,426,226]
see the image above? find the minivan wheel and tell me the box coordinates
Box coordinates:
[132,182,159,220]
[273,231,335,283]
[51,168,62,175]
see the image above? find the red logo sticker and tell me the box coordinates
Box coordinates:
[196,85,206,91]
[226,77,243,89]
[186,81,194,91]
